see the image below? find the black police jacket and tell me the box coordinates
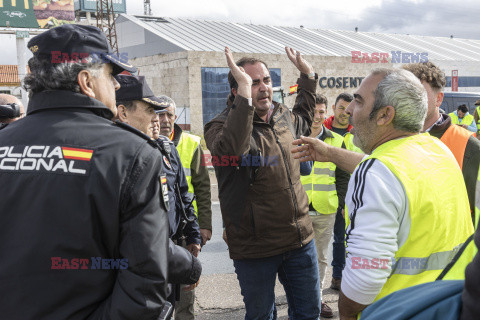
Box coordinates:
[0,90,170,320]
[118,124,202,286]
[168,240,201,284]
[156,136,201,245]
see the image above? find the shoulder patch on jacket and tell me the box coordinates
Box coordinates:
[160,175,169,211]
[0,145,94,176]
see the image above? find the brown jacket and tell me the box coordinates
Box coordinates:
[204,74,316,259]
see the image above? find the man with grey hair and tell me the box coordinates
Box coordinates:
[292,68,473,319]
[0,94,24,124]
[156,95,212,320]
[0,24,172,319]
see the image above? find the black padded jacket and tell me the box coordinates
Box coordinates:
[0,90,171,320]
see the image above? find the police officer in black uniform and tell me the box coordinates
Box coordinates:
[116,75,201,248]
[114,75,202,288]
[0,24,171,319]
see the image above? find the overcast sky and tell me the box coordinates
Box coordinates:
[128,0,480,39]
[1,0,479,65]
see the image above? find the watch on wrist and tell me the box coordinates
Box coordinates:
[307,72,315,79]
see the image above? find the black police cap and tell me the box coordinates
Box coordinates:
[27,24,136,75]
[115,75,166,110]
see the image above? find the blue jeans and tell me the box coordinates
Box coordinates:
[332,208,346,279]
[233,240,321,320]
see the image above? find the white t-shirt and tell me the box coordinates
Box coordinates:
[341,157,411,305]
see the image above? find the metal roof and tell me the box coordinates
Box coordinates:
[119,14,480,61]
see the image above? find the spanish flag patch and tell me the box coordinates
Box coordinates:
[62,147,93,161]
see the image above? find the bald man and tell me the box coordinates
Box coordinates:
[0,94,25,124]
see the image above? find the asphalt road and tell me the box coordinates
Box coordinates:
[198,201,234,275]
[193,172,339,319]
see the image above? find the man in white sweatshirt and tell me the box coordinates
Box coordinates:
[292,68,473,319]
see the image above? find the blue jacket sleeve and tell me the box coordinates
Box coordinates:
[172,147,201,245]
[467,121,477,133]
[300,161,313,176]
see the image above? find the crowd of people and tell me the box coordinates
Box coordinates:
[0,23,479,320]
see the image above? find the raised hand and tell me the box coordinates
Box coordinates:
[285,47,314,75]
[225,46,252,99]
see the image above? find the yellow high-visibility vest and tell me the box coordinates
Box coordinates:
[476,106,480,126]
[344,132,364,154]
[450,112,474,126]
[352,134,473,302]
[476,168,480,229]
[301,130,343,214]
[176,132,201,216]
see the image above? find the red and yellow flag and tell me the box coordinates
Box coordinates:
[289,84,298,94]
[62,147,93,161]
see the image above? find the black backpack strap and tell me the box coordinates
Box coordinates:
[436,234,474,280]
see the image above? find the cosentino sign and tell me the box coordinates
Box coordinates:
[319,77,365,89]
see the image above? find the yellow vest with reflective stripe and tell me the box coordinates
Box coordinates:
[176,132,201,216]
[344,132,364,154]
[477,106,480,126]
[476,168,480,229]
[359,134,473,302]
[450,112,474,126]
[301,131,344,214]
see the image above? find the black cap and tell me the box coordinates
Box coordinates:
[115,75,166,110]
[27,24,136,75]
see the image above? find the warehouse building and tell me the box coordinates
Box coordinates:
[116,14,480,136]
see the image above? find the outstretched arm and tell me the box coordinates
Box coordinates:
[291,136,364,174]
